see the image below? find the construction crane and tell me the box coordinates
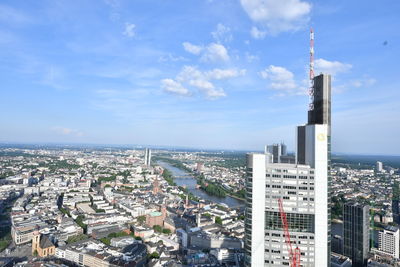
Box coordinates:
[278,198,301,267]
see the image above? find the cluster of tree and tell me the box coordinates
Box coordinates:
[98,174,117,184]
[201,183,226,197]
[59,207,70,217]
[0,170,15,179]
[99,230,137,245]
[148,252,160,259]
[137,215,146,225]
[230,188,245,199]
[200,152,246,168]
[162,169,176,186]
[66,234,88,244]
[0,226,11,252]
[197,176,226,198]
[153,225,171,234]
[331,195,346,220]
[47,160,81,171]
[75,215,87,233]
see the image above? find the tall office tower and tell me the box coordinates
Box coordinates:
[343,203,370,267]
[244,73,331,266]
[144,148,151,166]
[266,143,287,163]
[376,161,383,172]
[378,226,399,259]
[392,182,400,224]
[393,200,400,224]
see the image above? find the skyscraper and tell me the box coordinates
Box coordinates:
[375,161,383,173]
[378,226,399,259]
[144,148,151,166]
[244,73,331,267]
[343,203,370,267]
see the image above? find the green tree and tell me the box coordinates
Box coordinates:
[215,216,223,225]
[162,228,171,234]
[153,225,162,233]
[137,215,146,225]
[149,252,160,259]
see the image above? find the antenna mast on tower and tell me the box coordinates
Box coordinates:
[309,28,315,111]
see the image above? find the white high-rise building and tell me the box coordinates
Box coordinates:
[144,148,151,166]
[376,161,383,172]
[378,226,399,259]
[244,74,331,267]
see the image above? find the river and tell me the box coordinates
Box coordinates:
[158,161,244,208]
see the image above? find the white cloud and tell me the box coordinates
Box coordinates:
[201,43,230,62]
[240,0,311,34]
[351,78,376,88]
[161,79,190,96]
[183,42,203,55]
[314,58,352,75]
[189,79,215,89]
[250,26,267,39]
[183,42,230,63]
[211,23,233,42]
[162,65,246,99]
[177,66,203,82]
[123,23,135,38]
[158,53,187,62]
[245,52,259,63]
[202,88,227,99]
[52,127,83,137]
[260,65,297,91]
[206,68,246,80]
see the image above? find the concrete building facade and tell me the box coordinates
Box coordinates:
[244,73,332,267]
[378,226,399,259]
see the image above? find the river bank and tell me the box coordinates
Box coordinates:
[157,161,243,207]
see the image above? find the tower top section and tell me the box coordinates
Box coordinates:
[310,28,314,81]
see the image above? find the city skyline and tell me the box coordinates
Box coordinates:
[1,0,399,154]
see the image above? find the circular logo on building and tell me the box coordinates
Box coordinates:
[317,133,326,141]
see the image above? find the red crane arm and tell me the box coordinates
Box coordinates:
[278,198,301,267]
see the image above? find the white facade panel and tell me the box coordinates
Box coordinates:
[306,124,329,266]
[248,153,266,267]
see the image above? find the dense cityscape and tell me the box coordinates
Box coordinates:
[0,143,399,266]
[1,0,399,267]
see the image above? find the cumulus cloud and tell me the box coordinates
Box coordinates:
[202,88,227,99]
[183,42,230,63]
[201,43,230,62]
[240,0,311,34]
[250,26,267,39]
[206,68,246,80]
[161,79,190,96]
[162,66,245,99]
[260,65,296,90]
[211,23,233,42]
[183,42,203,55]
[314,58,352,75]
[123,22,136,37]
[52,127,84,137]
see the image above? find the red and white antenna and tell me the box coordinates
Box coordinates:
[308,28,315,111]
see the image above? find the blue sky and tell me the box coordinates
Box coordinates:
[0,0,399,154]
